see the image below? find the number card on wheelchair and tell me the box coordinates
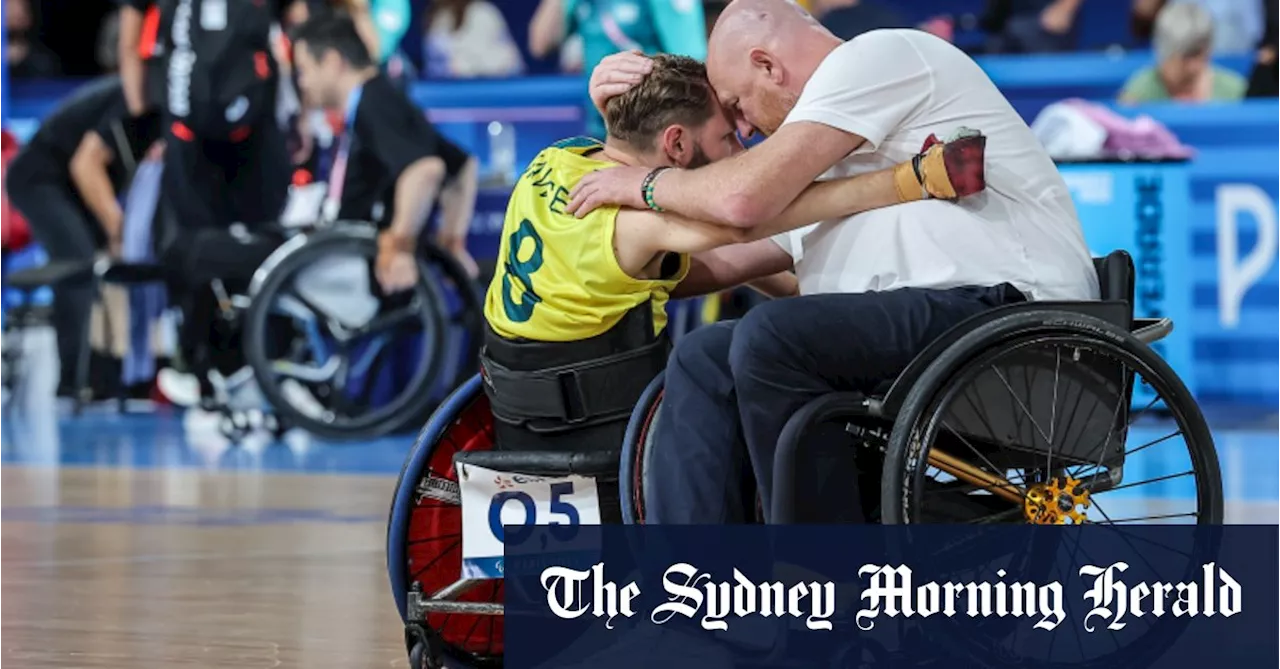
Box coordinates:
[458,463,602,579]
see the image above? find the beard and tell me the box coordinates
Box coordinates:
[684,143,713,169]
[755,88,799,137]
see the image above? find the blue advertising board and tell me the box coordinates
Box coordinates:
[1061,147,1279,409]
[1059,161,1195,408]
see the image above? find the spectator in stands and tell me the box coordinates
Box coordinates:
[1245,0,1276,97]
[981,0,1083,54]
[1132,0,1264,56]
[802,0,908,41]
[1120,2,1247,103]
[424,0,526,78]
[6,0,61,78]
[529,0,708,138]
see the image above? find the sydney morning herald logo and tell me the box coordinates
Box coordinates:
[538,561,1241,632]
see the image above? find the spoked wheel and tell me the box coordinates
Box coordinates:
[243,232,449,441]
[881,311,1223,668]
[388,377,503,668]
[883,312,1222,526]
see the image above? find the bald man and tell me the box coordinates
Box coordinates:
[568,0,1099,524]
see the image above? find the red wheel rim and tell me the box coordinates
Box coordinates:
[631,389,664,524]
[405,393,504,661]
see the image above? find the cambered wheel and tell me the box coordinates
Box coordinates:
[387,377,503,668]
[881,310,1222,669]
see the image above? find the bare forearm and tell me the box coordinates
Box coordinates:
[672,241,793,298]
[746,271,799,299]
[119,8,146,115]
[741,169,898,241]
[438,158,478,241]
[389,157,446,241]
[529,0,565,57]
[71,162,123,241]
[652,153,776,228]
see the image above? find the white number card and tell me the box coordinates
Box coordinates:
[458,463,602,579]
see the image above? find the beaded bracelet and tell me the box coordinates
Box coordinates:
[641,167,672,212]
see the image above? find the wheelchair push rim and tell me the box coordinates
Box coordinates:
[243,233,450,440]
[882,312,1223,527]
[387,375,504,667]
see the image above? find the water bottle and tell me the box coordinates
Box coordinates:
[488,121,517,186]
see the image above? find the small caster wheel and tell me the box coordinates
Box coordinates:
[408,641,427,669]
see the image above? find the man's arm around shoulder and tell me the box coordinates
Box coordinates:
[657,122,864,228]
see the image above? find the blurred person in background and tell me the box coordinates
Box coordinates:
[291,15,481,279]
[1120,1,1247,103]
[286,0,415,82]
[6,0,61,78]
[3,77,162,395]
[117,0,169,117]
[529,0,708,138]
[424,0,525,78]
[802,0,908,41]
[97,10,122,72]
[1132,0,1264,55]
[1245,0,1276,97]
[981,0,1084,54]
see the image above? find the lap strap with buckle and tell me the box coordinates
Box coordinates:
[480,334,668,426]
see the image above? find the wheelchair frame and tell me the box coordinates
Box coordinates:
[385,251,1224,668]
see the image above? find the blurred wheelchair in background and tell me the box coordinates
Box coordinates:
[201,219,482,441]
[384,249,1222,669]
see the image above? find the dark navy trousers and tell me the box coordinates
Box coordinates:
[646,284,1025,524]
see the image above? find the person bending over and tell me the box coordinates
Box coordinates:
[568,0,1099,524]
[292,14,481,284]
[480,53,986,473]
[5,76,161,395]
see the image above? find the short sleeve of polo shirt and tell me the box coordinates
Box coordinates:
[353,78,471,180]
[781,30,933,153]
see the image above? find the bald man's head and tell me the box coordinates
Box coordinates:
[706,0,839,137]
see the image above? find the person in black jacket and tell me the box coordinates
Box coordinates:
[4,77,161,393]
[1246,0,1277,97]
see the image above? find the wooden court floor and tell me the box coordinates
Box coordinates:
[2,402,1276,668]
[2,467,409,668]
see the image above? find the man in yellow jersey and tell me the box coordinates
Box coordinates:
[479,54,985,476]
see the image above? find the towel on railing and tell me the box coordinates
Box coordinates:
[1031,98,1195,161]
[119,158,168,386]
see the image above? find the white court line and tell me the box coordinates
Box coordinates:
[3,545,382,569]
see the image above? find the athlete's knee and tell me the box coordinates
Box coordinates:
[727,300,796,378]
[667,320,736,384]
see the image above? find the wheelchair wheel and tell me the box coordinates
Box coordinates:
[387,375,503,667]
[619,373,665,524]
[242,230,452,441]
[882,310,1222,527]
[416,243,484,420]
[878,310,1224,668]
[622,372,763,525]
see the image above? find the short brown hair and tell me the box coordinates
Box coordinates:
[605,54,717,151]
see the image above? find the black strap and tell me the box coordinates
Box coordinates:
[481,333,668,426]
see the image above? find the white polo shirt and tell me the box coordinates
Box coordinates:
[774,29,1099,302]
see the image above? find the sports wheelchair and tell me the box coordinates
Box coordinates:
[385,250,1222,668]
[198,221,482,441]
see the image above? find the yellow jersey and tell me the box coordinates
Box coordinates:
[484,138,689,343]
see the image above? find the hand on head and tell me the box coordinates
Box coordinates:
[589,50,654,120]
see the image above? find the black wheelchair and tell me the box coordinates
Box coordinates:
[201,221,482,441]
[384,250,1222,668]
